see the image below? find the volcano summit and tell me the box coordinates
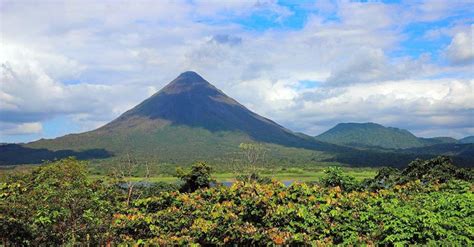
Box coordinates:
[2,72,472,167]
[11,72,339,165]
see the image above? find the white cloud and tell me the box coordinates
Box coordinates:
[445,30,474,65]
[0,0,473,141]
[0,42,154,127]
[325,48,433,86]
[270,79,474,138]
[0,122,43,135]
[399,0,473,23]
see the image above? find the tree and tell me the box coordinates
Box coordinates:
[320,167,358,191]
[0,157,117,245]
[362,167,400,190]
[362,156,473,190]
[176,162,214,193]
[398,156,473,184]
[110,152,150,207]
[238,142,268,180]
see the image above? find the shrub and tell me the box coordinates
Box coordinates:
[3,156,473,245]
[320,166,359,191]
[362,167,400,190]
[176,162,215,192]
[235,172,273,184]
[399,156,473,184]
[113,179,474,245]
[363,156,473,190]
[0,158,117,245]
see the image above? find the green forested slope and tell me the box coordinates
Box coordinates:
[460,136,474,144]
[316,122,462,149]
[315,123,425,149]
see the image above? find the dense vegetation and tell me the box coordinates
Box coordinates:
[1,156,473,245]
[460,136,474,144]
[315,122,457,149]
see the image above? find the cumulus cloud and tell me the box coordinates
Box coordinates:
[0,43,155,128]
[325,49,433,86]
[445,30,474,65]
[0,122,43,135]
[275,79,474,137]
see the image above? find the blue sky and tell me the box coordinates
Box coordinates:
[1,0,473,143]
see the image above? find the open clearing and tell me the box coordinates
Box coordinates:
[89,168,378,183]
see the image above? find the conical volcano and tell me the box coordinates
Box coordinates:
[102,71,309,146]
[3,71,470,167]
[9,71,343,165]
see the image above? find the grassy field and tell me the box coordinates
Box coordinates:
[89,168,378,183]
[1,162,378,183]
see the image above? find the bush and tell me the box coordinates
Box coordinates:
[362,156,473,190]
[176,162,215,192]
[235,172,273,184]
[113,179,473,245]
[0,158,117,245]
[320,166,359,191]
[399,156,473,184]
[132,181,180,198]
[362,167,400,190]
[2,156,473,245]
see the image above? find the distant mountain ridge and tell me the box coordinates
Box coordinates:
[419,137,458,146]
[1,72,472,167]
[315,122,459,149]
[459,136,474,144]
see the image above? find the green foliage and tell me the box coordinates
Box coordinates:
[320,166,359,191]
[399,156,473,184]
[315,122,427,149]
[176,162,215,192]
[362,167,401,190]
[1,156,473,245]
[363,156,473,190]
[22,126,344,169]
[235,172,273,184]
[459,135,474,144]
[113,179,474,245]
[0,157,118,245]
[133,182,180,198]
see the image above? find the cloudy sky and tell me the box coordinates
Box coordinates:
[0,0,473,143]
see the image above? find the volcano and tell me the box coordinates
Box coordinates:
[2,71,473,167]
[15,71,340,165]
[101,71,326,147]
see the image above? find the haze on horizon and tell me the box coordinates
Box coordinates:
[0,0,473,143]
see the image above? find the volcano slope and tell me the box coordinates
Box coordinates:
[2,72,472,167]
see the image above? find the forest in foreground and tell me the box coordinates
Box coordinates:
[1,156,473,245]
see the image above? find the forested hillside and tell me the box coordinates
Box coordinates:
[460,136,474,144]
[316,122,460,149]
